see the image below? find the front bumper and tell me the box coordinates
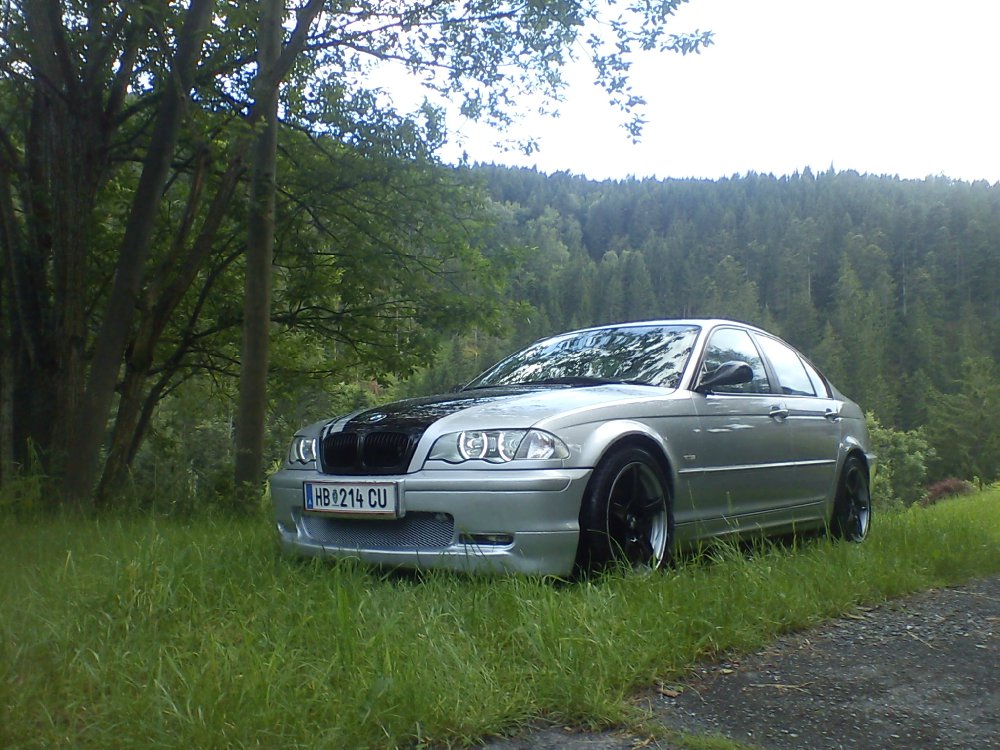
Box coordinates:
[270,467,593,576]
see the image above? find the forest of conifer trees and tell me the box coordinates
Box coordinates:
[403,166,1000,488]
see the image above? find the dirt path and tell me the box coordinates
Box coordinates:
[483,575,1000,750]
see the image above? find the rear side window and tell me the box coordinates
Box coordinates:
[801,358,831,398]
[701,328,771,394]
[755,335,816,397]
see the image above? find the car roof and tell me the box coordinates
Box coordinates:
[554,319,766,337]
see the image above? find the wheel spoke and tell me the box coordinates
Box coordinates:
[609,466,643,523]
[586,451,672,571]
[629,466,642,502]
[629,535,654,565]
[608,480,630,521]
[637,494,665,517]
[846,469,863,499]
[608,498,628,523]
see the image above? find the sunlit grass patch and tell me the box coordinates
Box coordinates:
[2,489,998,748]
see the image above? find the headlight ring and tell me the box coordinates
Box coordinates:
[429,429,569,464]
[289,435,317,465]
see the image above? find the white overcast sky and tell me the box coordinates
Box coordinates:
[381,0,1000,183]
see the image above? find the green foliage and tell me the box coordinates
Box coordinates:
[1,0,711,500]
[3,491,999,748]
[830,236,898,420]
[925,357,1000,483]
[121,378,387,514]
[694,254,762,324]
[399,167,1000,478]
[866,413,934,508]
[0,443,47,516]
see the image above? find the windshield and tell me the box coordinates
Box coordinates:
[466,324,700,390]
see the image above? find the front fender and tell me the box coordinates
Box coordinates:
[563,419,685,475]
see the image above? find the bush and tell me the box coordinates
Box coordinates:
[0,443,46,517]
[924,477,976,506]
[121,379,388,515]
[866,412,934,508]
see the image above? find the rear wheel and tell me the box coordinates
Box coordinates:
[831,456,871,542]
[578,447,673,572]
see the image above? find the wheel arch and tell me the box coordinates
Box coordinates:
[577,421,678,502]
[574,427,677,573]
[842,442,873,483]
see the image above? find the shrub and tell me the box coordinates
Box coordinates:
[866,412,934,507]
[122,379,386,515]
[0,443,46,517]
[924,477,976,506]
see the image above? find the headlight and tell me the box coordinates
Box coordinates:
[288,435,317,465]
[428,429,569,464]
[518,430,569,460]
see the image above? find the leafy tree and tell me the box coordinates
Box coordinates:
[866,412,933,507]
[0,0,712,503]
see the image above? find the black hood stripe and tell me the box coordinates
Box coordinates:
[344,385,559,432]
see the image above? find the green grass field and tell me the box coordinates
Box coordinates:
[2,490,998,749]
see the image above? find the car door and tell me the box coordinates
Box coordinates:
[682,326,797,532]
[753,333,842,510]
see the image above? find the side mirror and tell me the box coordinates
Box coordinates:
[696,360,753,393]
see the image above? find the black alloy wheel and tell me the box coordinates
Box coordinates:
[578,446,673,572]
[831,455,872,542]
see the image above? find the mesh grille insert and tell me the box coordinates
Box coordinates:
[300,512,455,551]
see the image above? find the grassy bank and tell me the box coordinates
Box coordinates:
[2,490,998,749]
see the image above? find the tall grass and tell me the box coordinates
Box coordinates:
[2,490,999,749]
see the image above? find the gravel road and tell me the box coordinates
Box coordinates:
[483,575,1000,750]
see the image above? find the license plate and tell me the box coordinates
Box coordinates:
[303,481,399,517]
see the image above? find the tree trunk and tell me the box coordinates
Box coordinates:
[234,0,282,495]
[8,4,101,481]
[0,267,10,483]
[0,171,15,481]
[63,0,214,503]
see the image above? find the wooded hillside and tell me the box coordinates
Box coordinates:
[403,166,1000,485]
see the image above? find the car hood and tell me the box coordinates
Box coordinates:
[336,383,671,433]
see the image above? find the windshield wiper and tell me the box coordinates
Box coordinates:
[532,376,627,386]
[463,376,656,390]
[521,376,656,387]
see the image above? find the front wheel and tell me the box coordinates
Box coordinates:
[831,455,871,542]
[577,446,673,572]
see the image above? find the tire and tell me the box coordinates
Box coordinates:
[831,455,871,542]
[578,446,673,572]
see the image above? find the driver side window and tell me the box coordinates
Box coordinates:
[702,328,771,394]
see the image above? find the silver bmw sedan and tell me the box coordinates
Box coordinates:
[270,319,873,576]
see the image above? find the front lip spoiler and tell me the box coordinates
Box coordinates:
[276,526,581,576]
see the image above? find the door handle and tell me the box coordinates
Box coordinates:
[824,408,842,422]
[769,406,789,421]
